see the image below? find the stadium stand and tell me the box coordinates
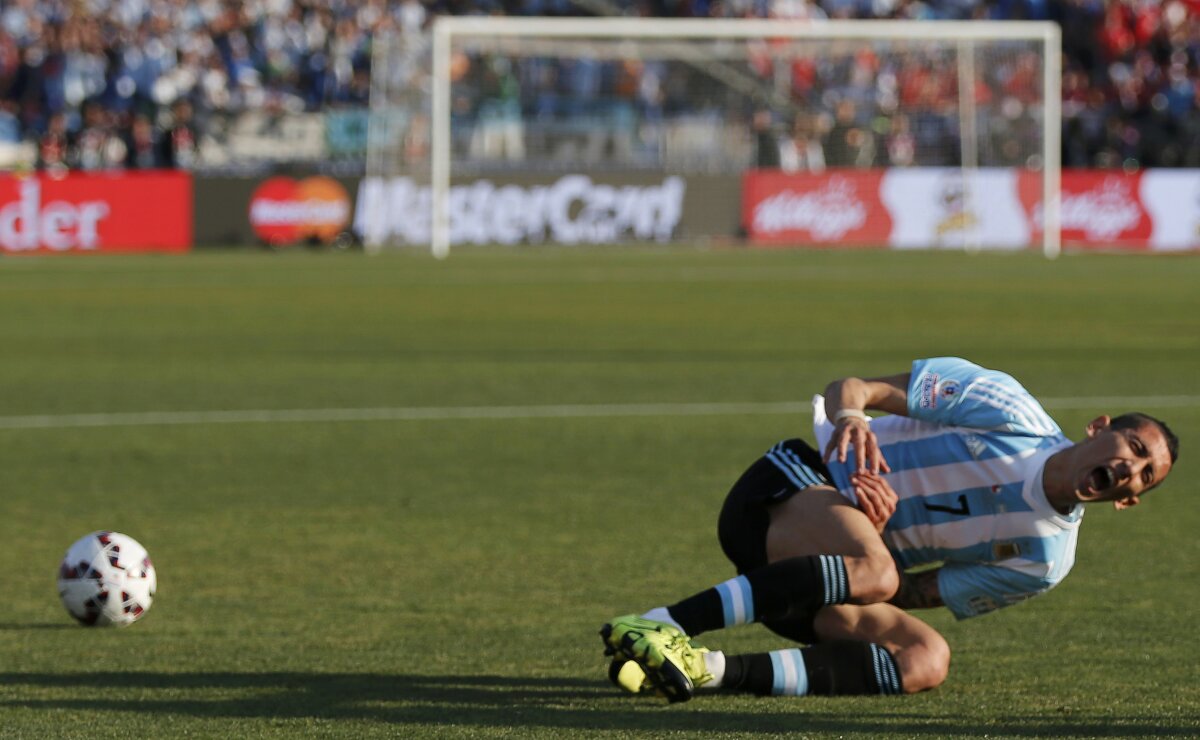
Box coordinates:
[1,0,1198,172]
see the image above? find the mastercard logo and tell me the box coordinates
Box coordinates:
[248,176,351,245]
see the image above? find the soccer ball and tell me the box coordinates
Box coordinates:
[57,531,156,627]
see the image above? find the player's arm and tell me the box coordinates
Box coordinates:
[935,562,1054,619]
[889,568,945,611]
[824,373,911,418]
[823,373,910,473]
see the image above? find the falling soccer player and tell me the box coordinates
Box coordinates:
[601,357,1178,702]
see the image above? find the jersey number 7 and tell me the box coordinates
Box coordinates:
[924,494,971,516]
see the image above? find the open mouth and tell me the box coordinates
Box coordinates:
[1088,466,1115,492]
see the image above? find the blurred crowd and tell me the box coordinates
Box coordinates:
[1,0,1199,171]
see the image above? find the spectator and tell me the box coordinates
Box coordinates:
[752,108,781,168]
[825,98,875,166]
[885,112,915,166]
[778,113,826,172]
[160,98,199,169]
[35,107,67,171]
[0,99,19,144]
[74,99,125,170]
[124,113,162,169]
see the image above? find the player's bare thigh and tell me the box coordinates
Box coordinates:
[813,602,951,693]
[765,487,875,558]
[765,486,898,603]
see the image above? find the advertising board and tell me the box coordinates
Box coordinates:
[744,168,1200,251]
[355,174,690,247]
[741,170,889,246]
[0,172,191,254]
[248,176,353,246]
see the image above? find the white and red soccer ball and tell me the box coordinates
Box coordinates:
[57,531,156,627]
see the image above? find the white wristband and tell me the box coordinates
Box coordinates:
[834,408,871,423]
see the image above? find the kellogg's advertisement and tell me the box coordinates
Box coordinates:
[1023,171,1152,249]
[741,170,889,246]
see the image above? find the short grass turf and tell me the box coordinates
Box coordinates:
[0,248,1197,739]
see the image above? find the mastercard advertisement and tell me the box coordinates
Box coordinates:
[247,176,352,246]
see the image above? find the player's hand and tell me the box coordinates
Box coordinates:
[851,470,898,531]
[823,416,891,474]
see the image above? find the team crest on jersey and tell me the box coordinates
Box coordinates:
[938,379,961,400]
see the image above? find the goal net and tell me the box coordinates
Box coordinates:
[362,18,1060,257]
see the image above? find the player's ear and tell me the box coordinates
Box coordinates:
[1113,495,1140,510]
[1085,415,1112,438]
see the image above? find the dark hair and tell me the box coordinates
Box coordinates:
[1110,412,1179,465]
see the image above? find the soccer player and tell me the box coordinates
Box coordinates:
[600,357,1178,702]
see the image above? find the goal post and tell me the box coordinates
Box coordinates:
[373,17,1062,257]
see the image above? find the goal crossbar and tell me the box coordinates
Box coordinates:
[433,17,1060,41]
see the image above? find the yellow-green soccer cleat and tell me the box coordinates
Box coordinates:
[599,615,713,703]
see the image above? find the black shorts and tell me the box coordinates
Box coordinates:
[716,438,834,644]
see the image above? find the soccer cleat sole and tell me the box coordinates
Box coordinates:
[599,622,694,703]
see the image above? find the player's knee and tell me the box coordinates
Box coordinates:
[899,633,951,693]
[874,565,900,603]
[848,556,899,604]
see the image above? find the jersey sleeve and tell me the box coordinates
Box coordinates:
[907,357,1060,435]
[937,562,1054,620]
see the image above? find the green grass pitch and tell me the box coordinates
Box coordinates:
[1,248,1197,738]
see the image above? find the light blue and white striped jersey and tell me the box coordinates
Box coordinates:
[813,357,1081,620]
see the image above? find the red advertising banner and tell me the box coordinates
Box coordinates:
[0,171,192,254]
[1021,170,1153,249]
[742,170,890,245]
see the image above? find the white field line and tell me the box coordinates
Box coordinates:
[0,396,1197,431]
[0,265,858,291]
